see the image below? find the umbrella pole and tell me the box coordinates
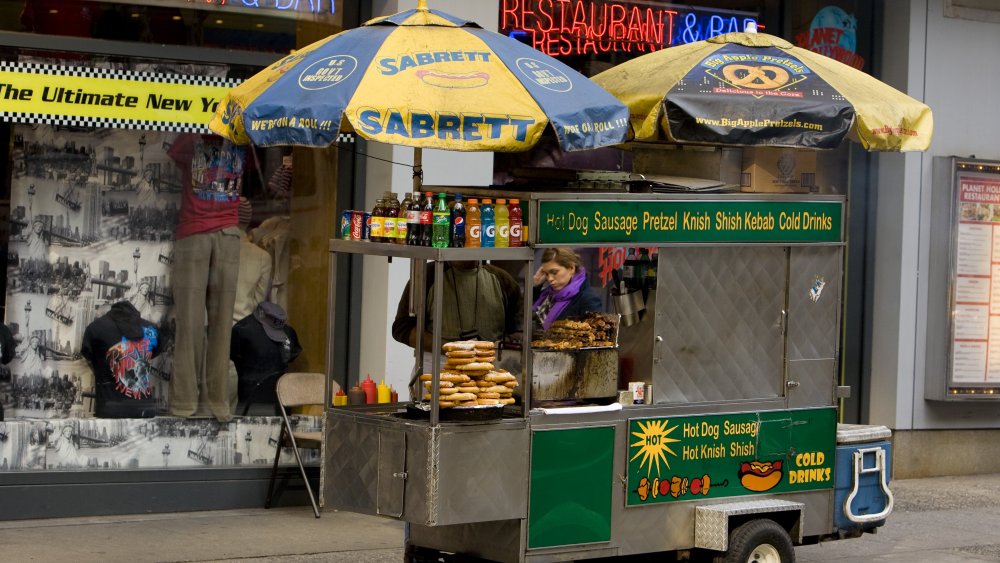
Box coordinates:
[409,145,424,311]
[412,146,423,194]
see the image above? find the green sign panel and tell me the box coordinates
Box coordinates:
[529,426,614,548]
[626,408,836,506]
[537,200,843,244]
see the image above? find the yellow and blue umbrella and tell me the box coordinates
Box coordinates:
[210,1,629,153]
[593,32,933,151]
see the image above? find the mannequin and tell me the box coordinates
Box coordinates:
[233,197,272,322]
[81,301,161,418]
[168,134,245,422]
[231,302,301,413]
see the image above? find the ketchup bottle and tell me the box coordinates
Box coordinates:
[361,374,377,404]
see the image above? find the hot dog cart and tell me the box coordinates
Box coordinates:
[322,189,894,563]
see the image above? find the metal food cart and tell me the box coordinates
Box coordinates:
[322,190,893,563]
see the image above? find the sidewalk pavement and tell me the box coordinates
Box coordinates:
[2,473,1000,562]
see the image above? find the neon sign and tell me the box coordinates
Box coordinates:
[500,0,758,57]
[181,0,337,18]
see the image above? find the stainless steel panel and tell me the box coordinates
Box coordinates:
[376,428,406,517]
[788,359,837,408]
[324,411,382,516]
[410,520,523,563]
[653,247,785,403]
[434,425,530,525]
[695,499,803,551]
[787,246,842,361]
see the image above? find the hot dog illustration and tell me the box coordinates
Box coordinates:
[739,459,783,492]
[415,69,490,88]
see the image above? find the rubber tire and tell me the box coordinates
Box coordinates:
[715,519,795,563]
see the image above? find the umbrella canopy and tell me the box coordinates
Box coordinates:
[593,32,933,151]
[210,1,629,153]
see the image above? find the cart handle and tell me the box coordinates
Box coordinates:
[844,446,894,523]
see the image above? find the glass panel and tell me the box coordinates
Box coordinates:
[0,51,340,422]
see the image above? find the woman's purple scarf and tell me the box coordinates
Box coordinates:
[533,267,588,330]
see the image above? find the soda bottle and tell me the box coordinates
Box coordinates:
[450,194,466,248]
[481,198,495,248]
[509,198,523,247]
[406,191,422,245]
[369,196,386,243]
[432,192,450,248]
[623,247,638,289]
[398,192,412,244]
[644,249,657,293]
[419,191,434,247]
[466,198,481,248]
[384,192,400,243]
[495,198,510,248]
[637,248,651,290]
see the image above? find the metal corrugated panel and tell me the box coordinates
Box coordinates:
[655,247,785,402]
[787,247,842,361]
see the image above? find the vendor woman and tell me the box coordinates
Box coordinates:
[532,247,602,329]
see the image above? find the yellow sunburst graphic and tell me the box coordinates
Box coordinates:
[630,419,680,477]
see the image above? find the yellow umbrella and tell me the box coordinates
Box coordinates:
[209,0,629,153]
[593,31,933,151]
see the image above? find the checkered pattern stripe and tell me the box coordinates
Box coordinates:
[0,112,210,134]
[0,61,240,87]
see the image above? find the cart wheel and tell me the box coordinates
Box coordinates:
[715,519,794,563]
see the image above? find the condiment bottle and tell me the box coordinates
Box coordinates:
[390,387,398,403]
[347,385,366,405]
[509,198,523,247]
[377,379,391,403]
[333,388,348,406]
[465,198,481,248]
[361,374,377,404]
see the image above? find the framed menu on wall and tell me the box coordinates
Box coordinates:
[927,157,1000,400]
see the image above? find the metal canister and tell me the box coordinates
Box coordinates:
[340,210,353,240]
[362,212,372,240]
[644,383,653,405]
[350,210,364,240]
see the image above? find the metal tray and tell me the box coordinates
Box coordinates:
[405,402,506,422]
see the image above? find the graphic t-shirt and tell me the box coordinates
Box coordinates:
[82,302,162,418]
[169,134,246,240]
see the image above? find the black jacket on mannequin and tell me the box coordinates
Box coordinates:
[230,313,301,405]
[81,301,162,418]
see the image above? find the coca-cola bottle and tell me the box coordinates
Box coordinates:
[406,191,421,245]
[419,191,434,247]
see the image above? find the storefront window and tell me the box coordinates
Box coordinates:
[0,3,348,430]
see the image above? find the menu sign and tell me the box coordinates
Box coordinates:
[536,199,843,244]
[951,176,1000,383]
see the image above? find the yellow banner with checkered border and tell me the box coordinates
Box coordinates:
[0,63,239,133]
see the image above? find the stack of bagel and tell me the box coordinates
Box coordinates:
[419,340,519,408]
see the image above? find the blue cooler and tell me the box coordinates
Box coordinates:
[833,424,894,532]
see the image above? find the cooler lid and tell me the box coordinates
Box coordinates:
[836,423,892,444]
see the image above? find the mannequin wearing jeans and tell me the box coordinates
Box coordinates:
[168,134,244,422]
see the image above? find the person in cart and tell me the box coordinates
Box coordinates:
[391,260,522,354]
[532,247,602,330]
